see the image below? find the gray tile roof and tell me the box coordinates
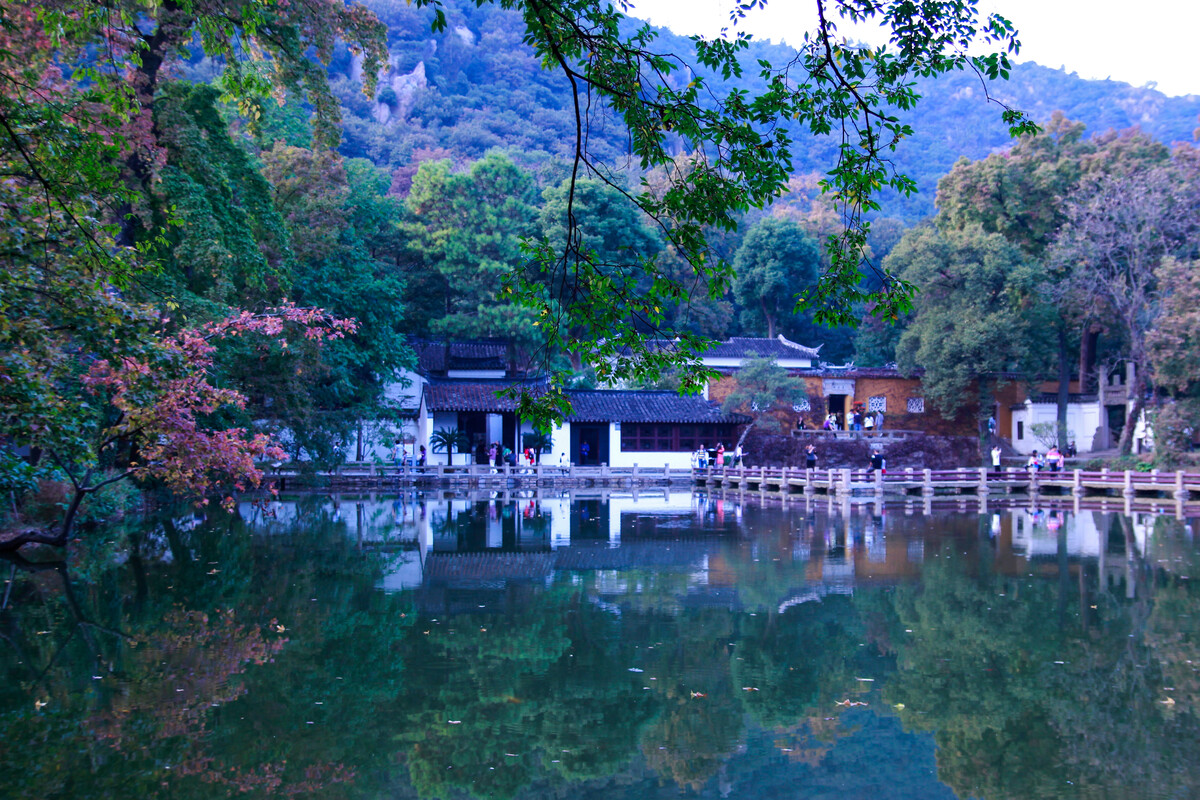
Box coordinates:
[413,340,510,374]
[424,383,748,424]
[702,335,820,360]
[423,381,535,412]
[565,390,749,424]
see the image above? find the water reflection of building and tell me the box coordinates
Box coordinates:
[237,493,1198,609]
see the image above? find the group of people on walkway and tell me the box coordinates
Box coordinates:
[782,443,889,472]
[390,441,427,470]
[809,409,884,431]
[692,443,743,469]
[1027,446,1067,472]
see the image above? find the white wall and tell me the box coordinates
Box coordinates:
[702,356,813,370]
[549,421,572,466]
[530,420,696,469]
[351,370,424,462]
[609,423,695,469]
[1010,401,1102,455]
[428,410,468,464]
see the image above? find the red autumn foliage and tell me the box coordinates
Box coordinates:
[82,304,357,508]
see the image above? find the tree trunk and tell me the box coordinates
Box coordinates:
[762,300,775,339]
[1117,369,1146,456]
[1079,324,1099,394]
[734,421,756,452]
[57,470,94,544]
[0,528,68,552]
[977,378,992,467]
[1057,326,1071,450]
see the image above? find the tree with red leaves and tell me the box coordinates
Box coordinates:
[4,305,355,550]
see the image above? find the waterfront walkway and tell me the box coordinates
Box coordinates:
[702,465,1200,501]
[270,461,1200,503]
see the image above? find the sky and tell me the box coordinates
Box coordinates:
[628,0,1200,97]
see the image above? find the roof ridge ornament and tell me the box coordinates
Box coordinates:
[777,334,822,354]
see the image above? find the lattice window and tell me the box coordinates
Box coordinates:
[867,395,886,413]
[792,397,811,412]
[622,423,729,452]
[906,397,925,414]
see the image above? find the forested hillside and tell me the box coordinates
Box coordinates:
[318,0,1200,221]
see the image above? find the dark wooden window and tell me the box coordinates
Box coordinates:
[620,423,730,452]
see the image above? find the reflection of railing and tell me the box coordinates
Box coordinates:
[696,465,1200,502]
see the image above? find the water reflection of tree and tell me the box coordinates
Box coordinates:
[9,501,1200,800]
[883,527,1200,800]
[732,596,868,728]
[396,586,656,799]
[0,502,415,798]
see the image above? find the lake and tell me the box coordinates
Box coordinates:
[2,490,1198,799]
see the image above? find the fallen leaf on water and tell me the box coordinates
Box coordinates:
[1161,697,1177,706]
[628,667,644,673]
[742,687,759,692]
[690,691,706,698]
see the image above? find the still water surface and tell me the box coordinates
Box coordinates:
[2,491,1199,799]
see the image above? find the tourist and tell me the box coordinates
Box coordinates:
[580,440,590,464]
[1046,445,1062,472]
[1066,440,1077,458]
[716,442,725,466]
[488,442,497,466]
[864,413,875,431]
[390,439,407,477]
[524,446,535,465]
[991,445,1002,470]
[733,444,743,467]
[870,449,885,473]
[1027,450,1042,472]
[805,443,817,470]
[988,416,997,436]
[418,445,427,468]
[875,410,884,430]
